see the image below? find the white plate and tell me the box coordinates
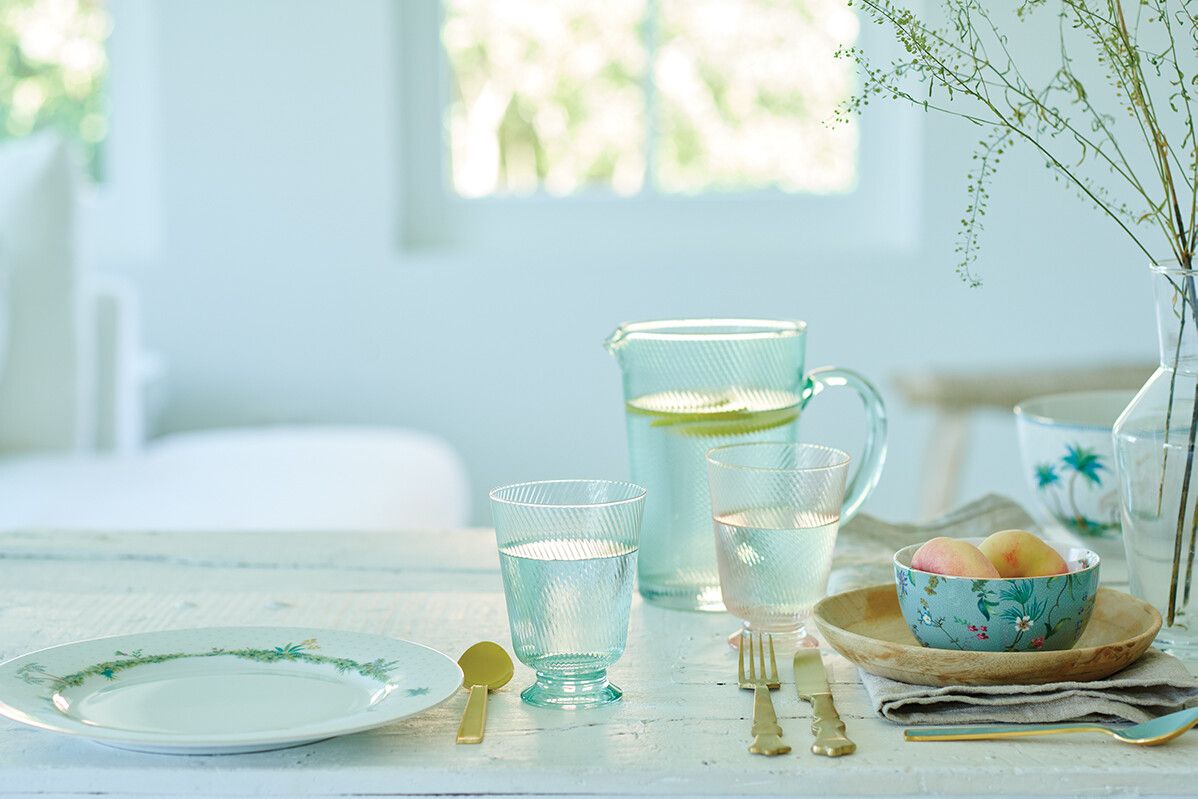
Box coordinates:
[0,627,463,754]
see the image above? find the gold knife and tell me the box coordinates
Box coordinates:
[793,649,856,756]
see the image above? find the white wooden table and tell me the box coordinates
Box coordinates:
[1,529,1194,798]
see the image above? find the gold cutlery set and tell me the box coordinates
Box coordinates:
[456,634,857,754]
[454,634,1198,750]
[738,632,856,758]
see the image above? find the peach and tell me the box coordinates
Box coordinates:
[979,529,1068,578]
[911,536,1001,578]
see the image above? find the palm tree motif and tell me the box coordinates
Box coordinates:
[1034,463,1059,488]
[1033,462,1067,521]
[1060,445,1106,531]
[1062,445,1105,484]
[1032,447,1115,532]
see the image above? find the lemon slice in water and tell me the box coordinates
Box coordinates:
[626,389,801,438]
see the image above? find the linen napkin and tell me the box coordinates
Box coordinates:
[860,648,1198,725]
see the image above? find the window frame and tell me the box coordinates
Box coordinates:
[398,0,922,257]
[82,0,162,265]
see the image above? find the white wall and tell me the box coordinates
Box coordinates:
[108,0,1154,524]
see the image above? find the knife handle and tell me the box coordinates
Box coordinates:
[809,693,856,757]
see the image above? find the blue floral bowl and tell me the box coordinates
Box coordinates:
[893,539,1100,652]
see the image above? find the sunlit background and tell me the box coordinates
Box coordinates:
[443,0,857,197]
[0,0,107,177]
[2,0,857,196]
[0,0,1155,531]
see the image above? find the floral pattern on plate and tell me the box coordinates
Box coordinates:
[15,638,402,696]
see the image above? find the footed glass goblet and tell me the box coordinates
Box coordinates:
[489,479,645,709]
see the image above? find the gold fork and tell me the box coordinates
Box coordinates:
[737,631,791,756]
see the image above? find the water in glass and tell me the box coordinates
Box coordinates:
[705,442,850,648]
[498,538,637,674]
[713,506,839,630]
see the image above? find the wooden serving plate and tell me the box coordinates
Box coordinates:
[812,584,1162,686]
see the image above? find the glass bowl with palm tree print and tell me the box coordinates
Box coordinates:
[1015,390,1133,538]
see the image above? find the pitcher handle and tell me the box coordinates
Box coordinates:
[799,366,888,521]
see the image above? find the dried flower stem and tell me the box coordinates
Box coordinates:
[844,0,1198,625]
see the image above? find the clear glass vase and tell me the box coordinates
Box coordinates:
[1114,261,1198,660]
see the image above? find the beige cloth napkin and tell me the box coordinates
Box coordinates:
[861,649,1198,724]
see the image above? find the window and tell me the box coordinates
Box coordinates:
[400,0,920,254]
[442,0,858,198]
[0,0,110,180]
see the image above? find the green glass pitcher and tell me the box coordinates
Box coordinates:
[605,319,887,611]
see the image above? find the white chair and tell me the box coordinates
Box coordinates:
[0,135,470,531]
[0,426,469,531]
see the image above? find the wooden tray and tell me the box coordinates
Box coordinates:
[812,584,1161,685]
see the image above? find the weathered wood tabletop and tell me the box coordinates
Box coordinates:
[0,529,1193,798]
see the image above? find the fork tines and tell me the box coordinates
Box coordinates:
[738,631,780,689]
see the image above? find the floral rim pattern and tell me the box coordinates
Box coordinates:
[14,638,420,698]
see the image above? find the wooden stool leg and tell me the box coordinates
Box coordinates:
[918,411,970,519]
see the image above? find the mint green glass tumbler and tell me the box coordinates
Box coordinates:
[605,319,887,612]
[489,480,646,709]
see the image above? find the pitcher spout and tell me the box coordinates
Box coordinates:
[604,324,632,357]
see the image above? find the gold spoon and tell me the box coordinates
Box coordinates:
[456,641,514,744]
[905,707,1198,746]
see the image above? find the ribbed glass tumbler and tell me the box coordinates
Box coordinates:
[489,479,646,709]
[706,443,850,651]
